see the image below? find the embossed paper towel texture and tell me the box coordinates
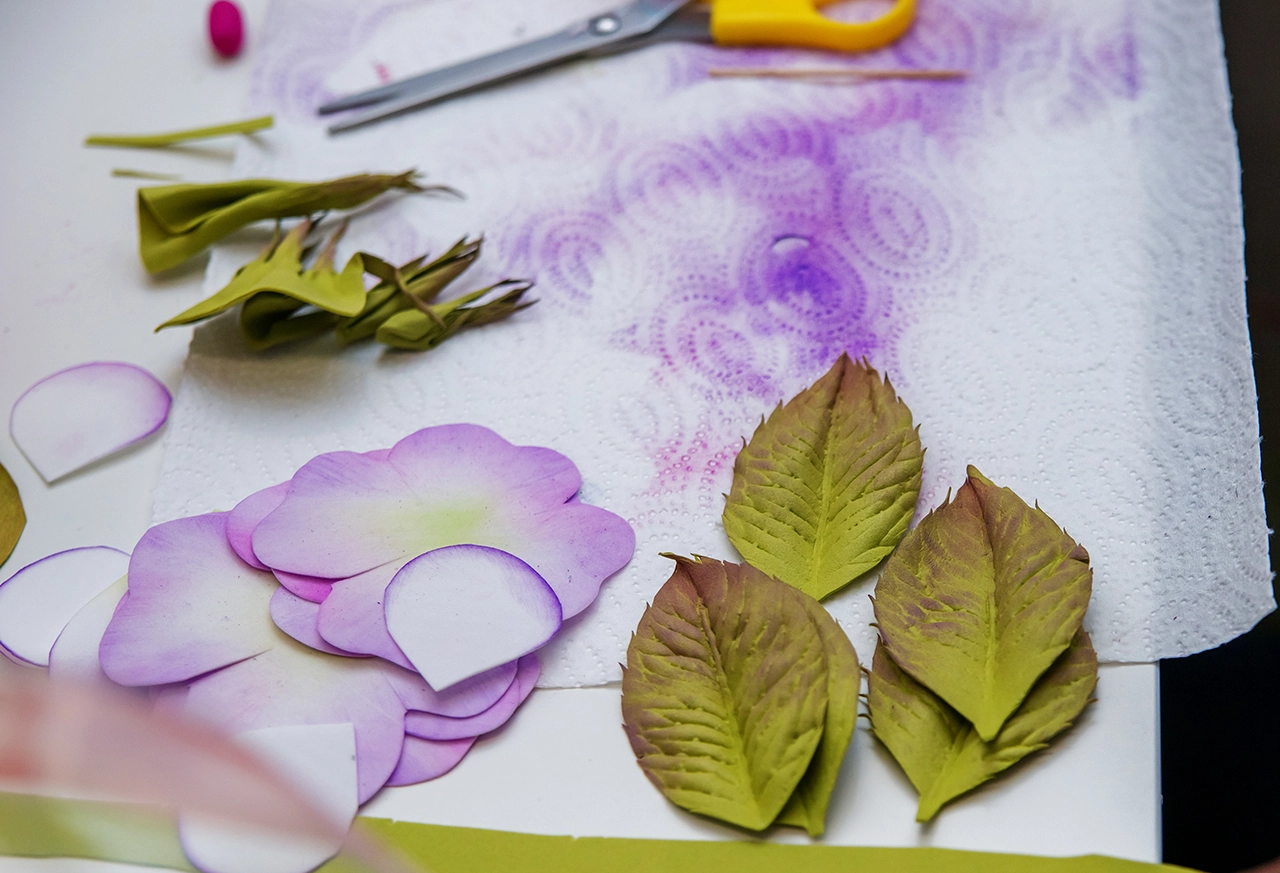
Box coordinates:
[152,0,1272,686]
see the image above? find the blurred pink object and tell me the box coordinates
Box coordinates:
[208,1,244,58]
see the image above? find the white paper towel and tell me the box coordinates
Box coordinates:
[151,0,1273,686]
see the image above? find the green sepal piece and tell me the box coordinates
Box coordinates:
[621,556,830,832]
[0,461,25,569]
[336,238,479,344]
[873,467,1092,741]
[85,115,274,149]
[374,281,535,352]
[239,292,339,350]
[138,169,431,273]
[868,631,1098,822]
[723,353,924,601]
[774,593,859,837]
[157,219,366,332]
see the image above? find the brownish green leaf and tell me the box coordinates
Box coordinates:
[872,467,1092,741]
[621,556,829,831]
[138,170,434,273]
[0,461,24,569]
[774,594,859,836]
[723,354,923,601]
[867,631,1097,822]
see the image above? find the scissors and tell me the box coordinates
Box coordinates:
[319,0,917,133]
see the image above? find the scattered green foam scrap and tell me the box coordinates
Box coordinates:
[868,631,1098,822]
[723,353,923,601]
[85,115,274,148]
[772,590,859,836]
[0,795,1195,873]
[621,556,829,831]
[873,466,1092,741]
[0,461,25,569]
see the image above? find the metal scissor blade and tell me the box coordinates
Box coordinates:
[323,0,693,133]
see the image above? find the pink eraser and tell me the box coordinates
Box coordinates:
[208,0,244,59]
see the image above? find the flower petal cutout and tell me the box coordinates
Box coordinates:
[385,545,562,691]
[316,562,412,668]
[100,514,279,687]
[227,483,289,570]
[385,735,476,787]
[179,723,358,873]
[9,362,171,482]
[0,546,130,666]
[270,587,362,658]
[405,654,539,741]
[49,576,129,684]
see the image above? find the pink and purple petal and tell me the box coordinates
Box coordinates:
[179,634,416,803]
[390,659,519,718]
[384,735,475,787]
[226,483,289,571]
[274,570,333,604]
[100,514,278,687]
[315,562,412,669]
[269,588,363,658]
[405,654,539,741]
[384,545,561,691]
[252,451,422,578]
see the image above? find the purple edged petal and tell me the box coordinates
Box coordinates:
[269,588,363,658]
[384,545,561,690]
[180,633,414,803]
[384,735,475,787]
[9,362,171,483]
[405,654,539,741]
[100,514,278,687]
[48,576,129,684]
[274,571,333,604]
[252,451,422,578]
[315,562,412,669]
[0,546,130,666]
[390,659,519,718]
[226,484,289,571]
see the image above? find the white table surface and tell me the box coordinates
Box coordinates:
[0,1,1161,869]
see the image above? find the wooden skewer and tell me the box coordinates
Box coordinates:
[708,67,968,81]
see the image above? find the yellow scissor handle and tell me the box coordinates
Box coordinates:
[710,0,916,53]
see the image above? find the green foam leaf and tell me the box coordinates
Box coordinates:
[774,593,859,836]
[138,170,429,273]
[723,353,923,601]
[868,631,1098,822]
[374,281,535,352]
[873,467,1092,741]
[0,461,25,569]
[620,556,829,831]
[157,220,366,332]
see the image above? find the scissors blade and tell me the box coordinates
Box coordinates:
[323,0,693,133]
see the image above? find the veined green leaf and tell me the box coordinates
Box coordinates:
[157,220,366,331]
[867,631,1097,822]
[85,115,273,148]
[0,461,25,569]
[872,467,1092,741]
[620,556,829,831]
[774,594,859,837]
[723,354,923,601]
[138,170,432,273]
